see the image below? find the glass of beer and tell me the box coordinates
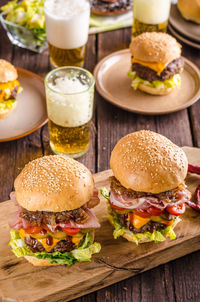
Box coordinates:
[44,0,90,68]
[45,67,95,158]
[132,0,171,37]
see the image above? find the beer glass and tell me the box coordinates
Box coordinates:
[132,0,171,37]
[45,67,95,158]
[44,0,90,67]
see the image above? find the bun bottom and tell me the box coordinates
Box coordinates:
[0,101,17,119]
[24,256,65,267]
[138,83,173,95]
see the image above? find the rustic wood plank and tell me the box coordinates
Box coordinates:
[0,147,200,302]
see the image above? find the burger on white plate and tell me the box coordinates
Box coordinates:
[0,59,22,119]
[101,130,191,244]
[128,32,184,95]
[9,155,101,266]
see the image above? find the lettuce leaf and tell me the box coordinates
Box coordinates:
[100,187,110,200]
[108,205,181,244]
[128,70,181,91]
[0,99,17,112]
[9,230,101,265]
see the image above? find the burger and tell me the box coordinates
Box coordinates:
[101,130,191,244]
[0,59,22,118]
[128,32,184,95]
[9,155,101,266]
[177,0,200,24]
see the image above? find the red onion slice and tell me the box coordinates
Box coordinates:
[195,185,200,204]
[186,201,200,212]
[188,164,200,175]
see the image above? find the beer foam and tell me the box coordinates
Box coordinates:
[134,0,171,24]
[44,0,90,49]
[46,76,94,127]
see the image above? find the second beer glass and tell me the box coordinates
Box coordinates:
[44,0,90,67]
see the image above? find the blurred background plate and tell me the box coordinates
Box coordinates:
[0,68,48,142]
[94,49,200,115]
[168,23,200,50]
[169,4,200,43]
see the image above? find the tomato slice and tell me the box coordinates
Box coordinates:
[25,226,43,234]
[134,209,151,218]
[109,201,125,211]
[62,227,81,235]
[166,203,186,216]
[147,206,163,216]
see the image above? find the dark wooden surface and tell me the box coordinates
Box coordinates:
[0,4,200,301]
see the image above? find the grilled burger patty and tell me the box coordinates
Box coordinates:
[90,0,132,12]
[118,213,166,233]
[20,207,89,226]
[110,176,189,203]
[132,57,184,82]
[24,236,76,253]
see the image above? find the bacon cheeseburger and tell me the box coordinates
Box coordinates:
[0,59,22,118]
[9,156,101,266]
[128,32,184,95]
[101,130,191,244]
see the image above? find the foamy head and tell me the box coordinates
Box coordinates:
[45,68,94,127]
[44,0,90,49]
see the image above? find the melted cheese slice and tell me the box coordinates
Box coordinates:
[19,229,83,252]
[130,214,150,229]
[0,80,19,102]
[131,58,167,75]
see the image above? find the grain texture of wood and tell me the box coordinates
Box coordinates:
[0,147,200,302]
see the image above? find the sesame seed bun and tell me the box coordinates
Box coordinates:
[177,0,200,24]
[14,155,94,212]
[110,130,188,194]
[24,256,64,266]
[0,59,18,83]
[130,32,181,63]
[137,83,173,95]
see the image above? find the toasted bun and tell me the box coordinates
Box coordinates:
[110,130,188,194]
[0,102,17,119]
[138,83,174,95]
[130,32,181,63]
[177,0,200,24]
[0,59,18,83]
[24,256,64,266]
[14,155,94,211]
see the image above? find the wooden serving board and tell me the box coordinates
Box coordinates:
[0,147,200,302]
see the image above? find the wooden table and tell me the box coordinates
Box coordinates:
[1,12,200,302]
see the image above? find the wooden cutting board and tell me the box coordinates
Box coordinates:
[0,147,200,302]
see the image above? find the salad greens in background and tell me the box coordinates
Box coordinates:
[1,0,46,46]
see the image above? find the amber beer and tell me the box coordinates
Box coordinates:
[132,0,171,37]
[48,120,91,156]
[45,66,95,158]
[44,0,90,67]
[48,43,86,68]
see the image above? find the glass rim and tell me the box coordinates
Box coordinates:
[45,66,95,96]
[44,0,90,15]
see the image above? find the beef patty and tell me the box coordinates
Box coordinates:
[118,213,166,233]
[132,57,184,82]
[24,236,76,253]
[90,0,132,13]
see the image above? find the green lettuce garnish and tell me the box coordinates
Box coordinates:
[1,0,46,46]
[107,205,181,244]
[100,187,110,200]
[0,99,16,112]
[128,70,181,91]
[9,230,101,265]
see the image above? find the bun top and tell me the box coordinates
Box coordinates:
[177,0,200,24]
[0,59,18,83]
[110,130,188,194]
[130,32,181,63]
[14,155,94,212]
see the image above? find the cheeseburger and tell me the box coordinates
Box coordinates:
[128,32,184,95]
[9,155,101,266]
[101,130,191,244]
[0,59,22,118]
[177,0,200,24]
